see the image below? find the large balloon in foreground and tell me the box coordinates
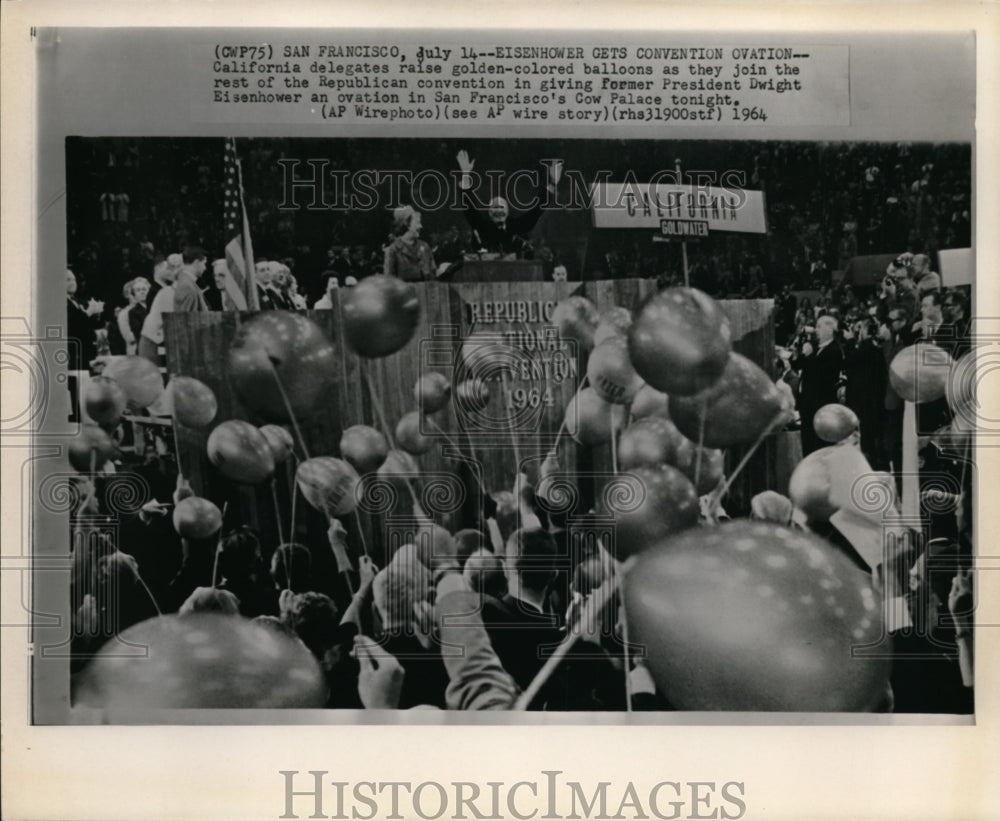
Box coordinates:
[564,387,627,445]
[207,420,275,484]
[342,275,420,358]
[228,312,336,423]
[170,376,218,428]
[628,287,732,396]
[340,425,389,474]
[813,403,859,443]
[551,296,599,353]
[624,521,889,711]
[587,336,645,404]
[84,376,127,426]
[172,496,223,539]
[68,424,118,472]
[395,411,433,455]
[75,614,326,709]
[102,355,164,409]
[618,417,684,471]
[414,372,451,414]
[669,353,792,448]
[600,464,699,559]
[296,457,360,516]
[889,343,953,404]
[259,424,295,464]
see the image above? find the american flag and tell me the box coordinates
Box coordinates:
[222,138,260,310]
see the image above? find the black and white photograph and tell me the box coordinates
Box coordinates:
[3,6,999,821]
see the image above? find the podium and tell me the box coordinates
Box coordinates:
[451,257,545,283]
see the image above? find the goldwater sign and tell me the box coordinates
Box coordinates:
[590,181,768,234]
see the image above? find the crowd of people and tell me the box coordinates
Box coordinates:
[64,138,975,716]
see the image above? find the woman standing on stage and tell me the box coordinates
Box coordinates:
[383,205,437,282]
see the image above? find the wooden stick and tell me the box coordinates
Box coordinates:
[353,508,370,560]
[211,501,230,588]
[271,479,285,546]
[617,560,633,713]
[270,365,311,461]
[363,366,421,509]
[712,408,787,503]
[694,398,707,491]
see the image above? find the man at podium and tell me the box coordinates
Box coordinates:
[455,149,563,259]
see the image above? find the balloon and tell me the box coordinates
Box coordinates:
[946,348,978,414]
[630,384,670,420]
[454,378,491,412]
[395,411,433,455]
[669,353,792,448]
[207,420,275,484]
[788,446,842,523]
[102,355,164,409]
[564,387,627,445]
[170,376,218,428]
[84,375,127,426]
[628,287,732,396]
[377,449,420,477]
[172,496,223,539]
[617,417,685,471]
[296,457,360,517]
[414,372,451,415]
[228,312,337,423]
[68,424,118,472]
[259,424,295,464]
[75,613,326,709]
[600,464,699,559]
[889,343,954,403]
[593,306,633,347]
[551,296,599,353]
[814,403,859,443]
[342,275,420,358]
[625,521,890,711]
[340,425,389,474]
[672,438,726,496]
[587,336,645,405]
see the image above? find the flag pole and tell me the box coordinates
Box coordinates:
[676,158,690,288]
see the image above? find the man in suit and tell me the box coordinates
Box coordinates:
[795,314,844,455]
[172,246,209,313]
[455,149,562,257]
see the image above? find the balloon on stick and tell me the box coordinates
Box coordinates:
[68,424,118,472]
[414,372,451,415]
[625,521,889,711]
[259,424,295,464]
[672,437,725,496]
[228,312,336,423]
[296,457,360,517]
[628,287,732,396]
[587,336,645,405]
[813,404,860,443]
[599,464,699,559]
[84,376,127,426]
[788,445,844,523]
[669,353,793,448]
[630,384,671,420]
[172,496,223,540]
[102,355,164,409]
[340,425,389,475]
[889,343,954,403]
[617,417,685,471]
[551,296,600,353]
[395,411,434,455]
[564,387,627,446]
[207,420,276,484]
[342,275,421,358]
[170,376,218,428]
[593,306,633,347]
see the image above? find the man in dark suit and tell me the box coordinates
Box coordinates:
[795,314,844,455]
[455,150,561,257]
